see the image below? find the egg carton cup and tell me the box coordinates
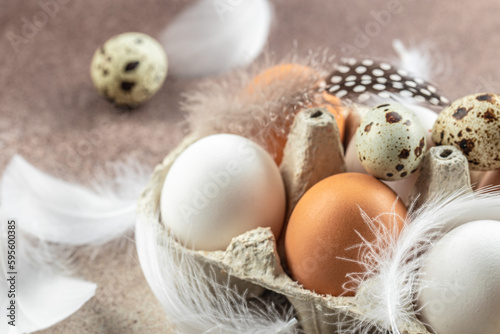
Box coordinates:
[137,107,471,334]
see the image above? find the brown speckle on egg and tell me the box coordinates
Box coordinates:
[414,138,425,158]
[125,61,140,72]
[399,149,410,159]
[457,139,475,155]
[476,94,494,103]
[400,172,407,177]
[483,109,497,123]
[364,122,373,132]
[404,120,412,126]
[386,112,402,123]
[396,164,404,171]
[452,107,470,120]
[121,81,135,91]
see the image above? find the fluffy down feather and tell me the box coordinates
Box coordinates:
[161,0,272,78]
[341,187,500,333]
[135,211,299,334]
[1,155,151,246]
[182,50,340,163]
[0,209,96,334]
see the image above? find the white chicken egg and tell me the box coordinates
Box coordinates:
[160,134,286,251]
[417,220,500,334]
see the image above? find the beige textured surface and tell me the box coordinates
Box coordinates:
[38,245,174,334]
[2,0,500,333]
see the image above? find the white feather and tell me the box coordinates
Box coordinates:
[392,39,452,82]
[135,211,299,334]
[0,209,96,334]
[1,155,151,245]
[341,187,500,333]
[161,0,272,78]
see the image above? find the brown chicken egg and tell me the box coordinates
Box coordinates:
[477,169,500,191]
[284,173,406,296]
[245,63,346,165]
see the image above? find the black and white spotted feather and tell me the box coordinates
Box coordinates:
[324,58,449,107]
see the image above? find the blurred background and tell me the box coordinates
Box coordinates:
[1,0,499,332]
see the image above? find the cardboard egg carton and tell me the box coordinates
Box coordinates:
[138,107,471,334]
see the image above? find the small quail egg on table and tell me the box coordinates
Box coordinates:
[355,103,426,181]
[432,93,500,170]
[90,32,168,108]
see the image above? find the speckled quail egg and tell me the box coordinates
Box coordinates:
[432,93,500,170]
[356,103,426,181]
[90,32,168,108]
[346,104,437,202]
